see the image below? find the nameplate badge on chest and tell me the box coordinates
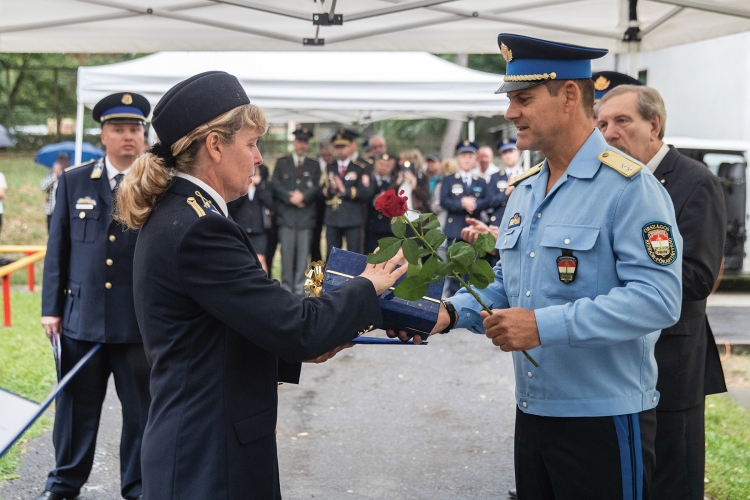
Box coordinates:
[451,184,464,196]
[642,222,677,266]
[556,250,578,284]
[497,180,508,190]
[508,213,521,228]
[344,171,358,182]
[75,197,97,210]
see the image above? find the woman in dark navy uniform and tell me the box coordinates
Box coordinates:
[115,71,406,500]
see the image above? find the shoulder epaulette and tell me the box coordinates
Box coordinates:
[186,197,206,217]
[454,172,460,179]
[64,159,95,172]
[354,159,368,169]
[598,150,642,178]
[509,162,543,187]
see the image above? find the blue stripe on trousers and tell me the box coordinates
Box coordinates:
[613,414,644,500]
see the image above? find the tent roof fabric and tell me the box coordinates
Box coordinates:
[77,51,509,123]
[2,0,750,54]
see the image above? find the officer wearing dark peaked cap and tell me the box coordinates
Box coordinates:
[114,71,406,499]
[592,70,643,102]
[38,92,152,500]
[323,127,375,256]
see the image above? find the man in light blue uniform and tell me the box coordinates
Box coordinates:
[396,34,683,499]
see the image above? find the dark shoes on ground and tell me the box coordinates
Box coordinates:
[34,492,79,500]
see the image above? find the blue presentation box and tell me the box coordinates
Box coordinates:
[322,248,443,339]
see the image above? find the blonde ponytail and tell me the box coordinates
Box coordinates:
[115,103,268,229]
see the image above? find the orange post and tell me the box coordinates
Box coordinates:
[24,251,34,292]
[3,275,10,327]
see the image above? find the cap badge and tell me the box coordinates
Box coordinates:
[594,76,611,91]
[463,140,470,146]
[121,93,133,105]
[500,42,513,62]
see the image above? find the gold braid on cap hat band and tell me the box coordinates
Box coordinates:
[504,72,557,82]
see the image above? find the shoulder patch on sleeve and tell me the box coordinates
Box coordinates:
[642,222,677,265]
[64,159,95,172]
[599,150,642,178]
[509,162,543,187]
[186,197,206,217]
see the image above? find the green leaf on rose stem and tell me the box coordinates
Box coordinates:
[424,228,446,249]
[447,241,475,268]
[474,233,497,257]
[367,238,402,264]
[391,218,407,238]
[406,260,422,277]
[376,236,401,251]
[436,261,453,278]
[416,213,432,224]
[402,238,421,266]
[419,256,438,281]
[470,259,495,289]
[422,219,440,231]
[393,276,430,301]
[419,248,432,258]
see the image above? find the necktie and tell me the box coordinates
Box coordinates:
[296,159,302,170]
[463,176,471,192]
[339,162,346,178]
[112,173,124,194]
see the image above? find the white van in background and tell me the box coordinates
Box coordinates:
[667,137,750,275]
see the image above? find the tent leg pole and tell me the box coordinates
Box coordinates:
[629,41,639,78]
[74,100,84,165]
[467,117,475,142]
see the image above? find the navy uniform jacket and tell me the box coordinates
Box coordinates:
[440,172,489,241]
[134,177,382,500]
[652,146,727,411]
[42,158,141,344]
[323,159,375,228]
[271,155,321,229]
[486,171,511,226]
[227,180,273,235]
[367,173,399,235]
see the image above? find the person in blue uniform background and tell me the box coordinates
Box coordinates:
[114,71,407,500]
[392,34,683,500]
[38,92,152,500]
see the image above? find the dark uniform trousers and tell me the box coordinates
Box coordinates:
[439,173,488,296]
[272,156,321,296]
[42,159,150,500]
[323,159,374,257]
[650,147,727,500]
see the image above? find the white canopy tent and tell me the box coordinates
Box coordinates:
[74,51,509,161]
[2,0,750,56]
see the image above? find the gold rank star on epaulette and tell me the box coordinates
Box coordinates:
[509,162,543,187]
[598,150,642,178]
[90,158,104,179]
[64,159,95,172]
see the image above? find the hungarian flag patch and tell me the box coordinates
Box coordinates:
[642,222,677,266]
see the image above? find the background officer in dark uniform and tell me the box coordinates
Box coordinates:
[228,166,274,273]
[598,82,726,500]
[365,153,399,253]
[440,140,488,296]
[323,128,375,257]
[39,93,152,500]
[271,127,321,296]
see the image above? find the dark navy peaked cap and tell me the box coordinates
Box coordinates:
[496,34,608,93]
[455,140,478,154]
[592,71,643,101]
[92,92,150,125]
[292,128,313,142]
[152,71,250,149]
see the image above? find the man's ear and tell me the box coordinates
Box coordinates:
[650,114,663,140]
[563,81,581,114]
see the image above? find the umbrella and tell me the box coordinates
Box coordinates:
[0,125,16,148]
[35,141,103,168]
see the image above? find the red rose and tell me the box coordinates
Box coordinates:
[375,189,408,218]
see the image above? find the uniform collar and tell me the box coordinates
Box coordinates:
[175,172,228,217]
[105,156,131,180]
[563,128,608,180]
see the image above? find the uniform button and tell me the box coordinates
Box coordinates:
[106,259,113,266]
[378,214,382,219]
[466,313,471,319]
[504,239,508,245]
[296,179,301,184]
[525,291,530,297]
[105,282,112,289]
[537,212,542,218]
[448,218,453,223]
[522,402,528,408]
[109,235,116,242]
[79,211,86,219]
[529,252,535,258]
[652,396,657,402]
[527,371,533,377]
[564,238,570,245]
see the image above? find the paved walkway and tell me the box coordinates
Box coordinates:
[1,330,517,500]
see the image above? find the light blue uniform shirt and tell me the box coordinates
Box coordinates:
[450,129,683,417]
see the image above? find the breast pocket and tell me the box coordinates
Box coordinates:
[540,225,600,300]
[497,227,522,297]
[70,209,101,243]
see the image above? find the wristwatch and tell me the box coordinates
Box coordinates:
[440,300,457,334]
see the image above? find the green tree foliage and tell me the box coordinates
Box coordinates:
[0,53,145,128]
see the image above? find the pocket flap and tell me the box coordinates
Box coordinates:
[540,225,600,250]
[497,227,522,249]
[233,407,277,445]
